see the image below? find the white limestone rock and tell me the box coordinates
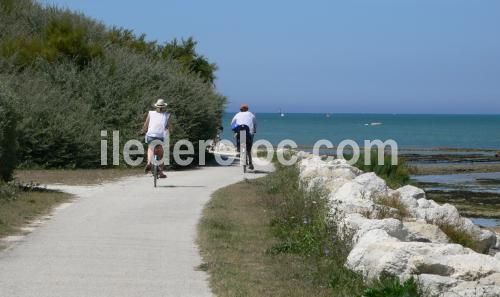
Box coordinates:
[346,229,470,280]
[342,213,408,244]
[479,273,500,286]
[476,229,497,254]
[323,177,352,194]
[404,221,450,243]
[456,218,497,254]
[353,172,389,199]
[411,254,500,281]
[395,185,425,209]
[299,158,360,190]
[329,196,376,217]
[414,203,461,224]
[331,172,388,203]
[418,274,458,297]
[417,198,439,209]
[442,281,500,297]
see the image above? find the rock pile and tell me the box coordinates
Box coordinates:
[297,152,500,297]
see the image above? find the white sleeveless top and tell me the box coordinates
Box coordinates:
[146,111,170,138]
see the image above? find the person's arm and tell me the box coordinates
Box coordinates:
[141,114,150,134]
[166,116,173,134]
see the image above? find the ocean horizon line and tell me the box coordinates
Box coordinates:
[224,111,500,116]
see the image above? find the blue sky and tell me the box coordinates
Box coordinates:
[41,0,500,114]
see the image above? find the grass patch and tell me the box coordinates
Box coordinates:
[363,277,420,297]
[198,164,422,297]
[435,220,479,252]
[354,153,410,188]
[0,183,70,238]
[374,192,410,220]
[198,179,340,297]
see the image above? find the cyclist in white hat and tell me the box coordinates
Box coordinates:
[142,98,172,178]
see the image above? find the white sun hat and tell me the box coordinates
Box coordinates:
[153,98,168,108]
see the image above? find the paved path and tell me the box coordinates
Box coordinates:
[0,163,271,297]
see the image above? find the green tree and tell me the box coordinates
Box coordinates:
[162,37,218,84]
[0,16,103,69]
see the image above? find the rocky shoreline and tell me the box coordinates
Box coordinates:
[297,151,500,297]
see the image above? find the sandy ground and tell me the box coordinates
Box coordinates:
[0,162,271,297]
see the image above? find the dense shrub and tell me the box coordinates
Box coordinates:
[0,86,18,181]
[0,17,103,69]
[0,0,226,168]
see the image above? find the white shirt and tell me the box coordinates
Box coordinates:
[146,111,170,138]
[231,111,256,134]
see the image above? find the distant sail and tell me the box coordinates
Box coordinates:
[279,108,285,117]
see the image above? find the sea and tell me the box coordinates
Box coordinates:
[222,113,500,226]
[222,113,500,149]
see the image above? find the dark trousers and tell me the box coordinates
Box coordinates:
[235,125,253,165]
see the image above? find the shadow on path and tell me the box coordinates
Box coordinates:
[157,185,206,188]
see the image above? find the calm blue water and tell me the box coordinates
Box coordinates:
[222,113,500,149]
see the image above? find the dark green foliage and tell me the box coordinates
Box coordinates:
[354,153,410,188]
[0,0,15,15]
[0,183,18,201]
[106,28,159,57]
[1,17,103,69]
[105,29,218,84]
[363,277,421,297]
[0,87,18,181]
[0,0,225,168]
[161,37,218,84]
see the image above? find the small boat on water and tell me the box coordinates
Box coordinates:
[279,108,285,117]
[365,122,383,126]
[326,113,331,118]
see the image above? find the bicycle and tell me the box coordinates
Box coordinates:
[152,144,164,187]
[240,142,249,173]
[234,124,253,174]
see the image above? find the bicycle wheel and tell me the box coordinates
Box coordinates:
[241,147,247,173]
[153,156,158,188]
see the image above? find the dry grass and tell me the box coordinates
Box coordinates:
[0,189,71,238]
[435,220,480,253]
[198,179,353,297]
[15,168,142,186]
[374,192,410,220]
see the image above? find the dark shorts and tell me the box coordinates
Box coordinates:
[146,136,164,144]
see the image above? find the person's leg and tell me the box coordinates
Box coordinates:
[144,147,153,173]
[247,133,254,170]
[145,138,153,173]
[147,146,153,164]
[235,130,241,153]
